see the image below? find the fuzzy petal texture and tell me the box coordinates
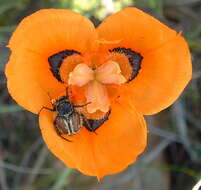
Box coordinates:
[6,9,98,114]
[97,7,192,115]
[39,99,147,178]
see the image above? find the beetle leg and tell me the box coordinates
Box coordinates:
[54,124,72,142]
[38,106,55,115]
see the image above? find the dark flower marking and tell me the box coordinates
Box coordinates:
[84,111,111,132]
[110,47,143,81]
[48,50,80,82]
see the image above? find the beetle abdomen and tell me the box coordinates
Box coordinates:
[54,113,83,136]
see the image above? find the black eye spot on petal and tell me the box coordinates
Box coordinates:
[84,111,111,132]
[109,47,143,82]
[48,50,81,82]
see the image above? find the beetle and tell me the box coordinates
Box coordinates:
[39,89,93,142]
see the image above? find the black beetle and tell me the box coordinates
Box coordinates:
[39,89,93,142]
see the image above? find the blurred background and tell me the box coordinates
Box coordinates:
[0,0,201,190]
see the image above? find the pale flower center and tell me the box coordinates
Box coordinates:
[68,60,126,113]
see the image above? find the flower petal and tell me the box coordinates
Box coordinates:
[86,81,110,113]
[97,7,191,115]
[100,74,126,84]
[97,7,177,54]
[39,99,147,178]
[96,61,121,75]
[96,60,126,84]
[9,9,98,55]
[5,52,61,114]
[122,35,192,115]
[6,9,98,114]
[68,63,94,86]
[92,100,147,178]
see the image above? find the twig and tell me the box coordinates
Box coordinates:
[26,146,49,185]
[143,140,171,164]
[0,158,9,190]
[165,0,201,6]
[171,99,197,161]
[193,71,201,79]
[113,140,171,186]
[186,111,201,131]
[93,139,171,190]
[149,125,182,143]
[12,138,42,189]
[0,162,52,175]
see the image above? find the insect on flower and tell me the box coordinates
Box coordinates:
[5,8,192,178]
[39,89,100,141]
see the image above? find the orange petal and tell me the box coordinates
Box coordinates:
[97,7,191,115]
[6,9,98,113]
[68,63,94,86]
[60,54,84,84]
[9,9,98,55]
[92,100,147,178]
[97,7,177,54]
[96,60,126,84]
[122,35,192,115]
[5,52,61,114]
[86,81,110,113]
[39,100,147,178]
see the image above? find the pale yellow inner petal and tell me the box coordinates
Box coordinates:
[68,60,126,113]
[95,60,126,84]
[86,81,110,113]
[68,63,94,87]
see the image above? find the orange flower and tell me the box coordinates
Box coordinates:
[5,8,191,178]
